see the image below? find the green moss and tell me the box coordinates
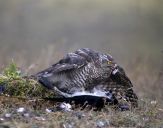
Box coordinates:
[0,62,54,98]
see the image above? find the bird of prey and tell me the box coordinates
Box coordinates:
[33,48,138,108]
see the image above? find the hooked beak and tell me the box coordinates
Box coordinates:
[110,62,118,75]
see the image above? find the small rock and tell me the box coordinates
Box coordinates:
[151,100,157,105]
[5,113,11,118]
[45,107,58,113]
[58,103,72,112]
[63,124,73,128]
[46,108,52,113]
[34,116,46,121]
[96,120,109,128]
[0,118,4,121]
[158,108,163,112]
[23,113,30,117]
[17,107,25,113]
[62,122,75,128]
[143,117,149,122]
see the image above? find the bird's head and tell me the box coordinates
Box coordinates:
[97,53,118,76]
[99,54,117,68]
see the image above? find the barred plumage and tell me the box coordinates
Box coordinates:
[33,48,138,107]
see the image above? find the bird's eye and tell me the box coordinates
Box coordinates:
[107,60,112,65]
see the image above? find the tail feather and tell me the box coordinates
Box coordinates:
[37,77,54,90]
[125,88,138,107]
[110,66,138,107]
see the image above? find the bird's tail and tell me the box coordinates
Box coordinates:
[111,66,138,107]
[25,71,54,90]
[125,88,138,107]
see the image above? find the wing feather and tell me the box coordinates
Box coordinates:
[35,52,88,77]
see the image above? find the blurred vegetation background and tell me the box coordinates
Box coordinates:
[0,0,163,102]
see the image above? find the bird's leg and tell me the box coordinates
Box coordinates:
[53,87,72,98]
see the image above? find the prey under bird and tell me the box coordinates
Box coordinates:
[33,48,138,108]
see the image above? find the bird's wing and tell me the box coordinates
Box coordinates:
[35,52,88,77]
[75,48,100,63]
[52,53,87,72]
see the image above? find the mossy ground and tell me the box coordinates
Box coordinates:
[0,63,163,128]
[0,62,55,98]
